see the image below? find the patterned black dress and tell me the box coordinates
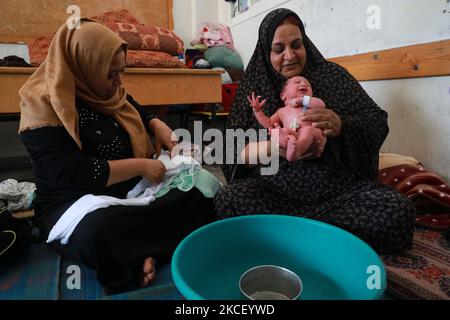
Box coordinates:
[214,8,415,254]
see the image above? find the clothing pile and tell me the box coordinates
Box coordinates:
[0,178,35,263]
[186,22,243,114]
[0,179,36,212]
[188,22,244,83]
[0,55,31,67]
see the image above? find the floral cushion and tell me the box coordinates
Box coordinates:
[27,35,53,67]
[91,9,142,25]
[28,7,141,67]
[28,45,185,69]
[126,50,186,69]
[27,9,184,67]
[104,22,184,56]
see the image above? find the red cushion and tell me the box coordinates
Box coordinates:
[126,50,186,68]
[27,9,184,67]
[104,22,184,56]
[27,35,53,67]
[91,9,142,25]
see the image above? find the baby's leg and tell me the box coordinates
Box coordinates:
[286,135,298,162]
[271,127,290,149]
[296,126,316,157]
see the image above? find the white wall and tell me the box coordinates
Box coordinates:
[230,0,450,66]
[226,0,450,181]
[173,0,195,49]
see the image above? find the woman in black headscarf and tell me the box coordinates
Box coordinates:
[214,8,415,254]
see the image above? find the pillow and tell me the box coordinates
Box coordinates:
[28,44,186,69]
[104,22,184,56]
[379,152,419,170]
[378,153,450,230]
[204,45,244,70]
[378,163,450,211]
[27,9,143,67]
[91,9,142,25]
[126,50,186,69]
[27,35,53,67]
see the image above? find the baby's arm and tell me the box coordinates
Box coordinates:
[248,92,272,128]
[254,110,282,130]
[308,97,326,110]
[253,109,272,128]
[290,96,326,110]
[269,111,281,128]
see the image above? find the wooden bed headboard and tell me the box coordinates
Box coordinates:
[0,0,173,43]
[328,39,450,81]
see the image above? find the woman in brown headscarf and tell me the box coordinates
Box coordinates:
[214,9,415,254]
[19,19,214,293]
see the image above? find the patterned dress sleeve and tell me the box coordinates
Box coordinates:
[315,63,389,180]
[20,127,110,192]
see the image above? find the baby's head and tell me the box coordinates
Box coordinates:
[280,76,313,104]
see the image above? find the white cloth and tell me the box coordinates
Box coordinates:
[46,194,154,245]
[127,152,201,199]
[0,179,36,211]
[47,152,201,245]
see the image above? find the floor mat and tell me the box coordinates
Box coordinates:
[0,242,60,299]
[59,258,183,300]
[59,258,104,300]
[381,228,450,299]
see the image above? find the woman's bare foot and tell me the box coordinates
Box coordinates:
[140,257,156,288]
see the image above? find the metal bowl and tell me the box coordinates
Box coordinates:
[239,265,303,300]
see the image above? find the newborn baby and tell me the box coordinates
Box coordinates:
[248,76,327,161]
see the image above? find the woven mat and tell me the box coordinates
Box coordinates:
[59,258,182,300]
[0,243,60,300]
[382,228,450,300]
